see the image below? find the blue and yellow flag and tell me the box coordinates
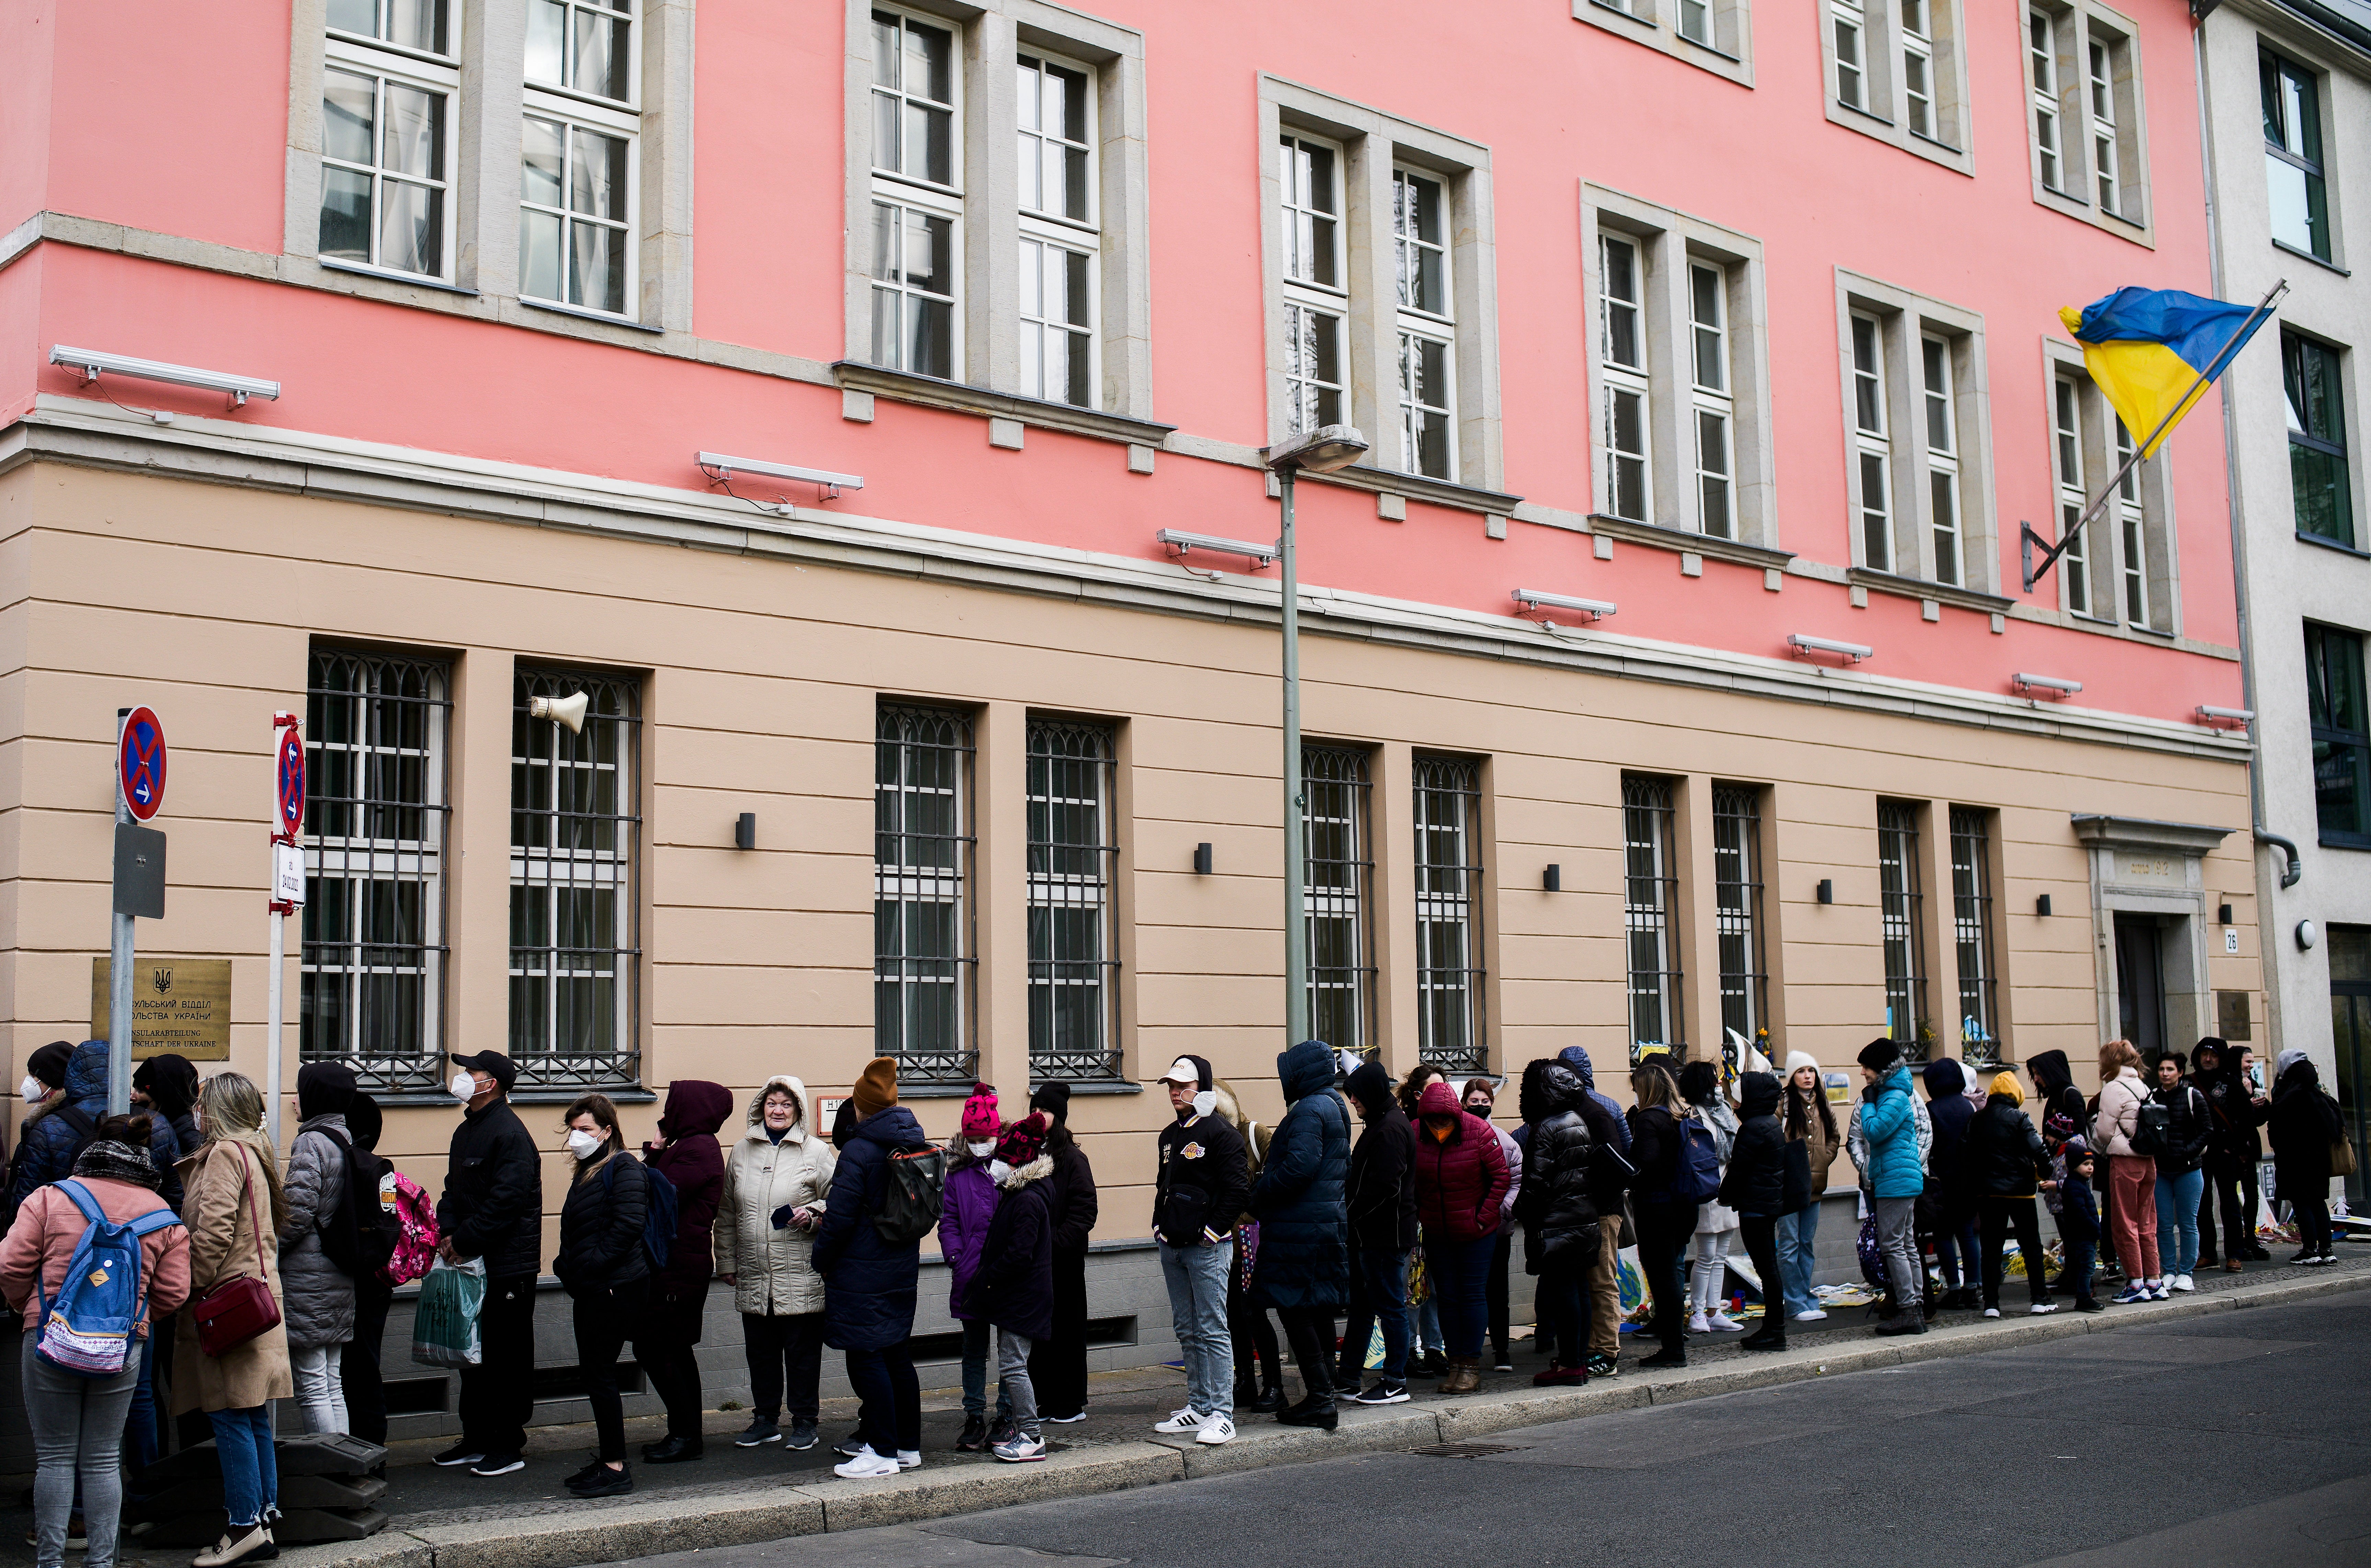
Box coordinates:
[2058,287,2271,457]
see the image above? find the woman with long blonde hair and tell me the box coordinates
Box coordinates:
[174,1072,293,1568]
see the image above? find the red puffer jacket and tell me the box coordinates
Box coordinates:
[1410,1081,1510,1242]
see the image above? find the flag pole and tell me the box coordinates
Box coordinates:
[2023,279,2288,592]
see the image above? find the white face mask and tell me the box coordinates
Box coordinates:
[20,1076,47,1104]
[567,1128,605,1159]
[967,1140,996,1159]
[1191,1089,1217,1118]
[988,1159,1013,1184]
[451,1071,479,1102]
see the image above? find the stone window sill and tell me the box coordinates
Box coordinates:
[1587,512,1794,570]
[832,362,1175,448]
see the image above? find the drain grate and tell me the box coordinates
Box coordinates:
[1413,1443,1525,1459]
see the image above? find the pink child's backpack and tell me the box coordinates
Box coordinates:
[379,1169,442,1287]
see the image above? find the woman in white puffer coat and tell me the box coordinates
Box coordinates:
[713,1076,836,1452]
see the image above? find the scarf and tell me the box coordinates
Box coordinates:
[73,1138,162,1191]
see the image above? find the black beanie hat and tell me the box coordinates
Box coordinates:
[1030,1081,1072,1124]
[1857,1038,1902,1073]
[297,1060,358,1122]
[28,1040,73,1090]
[346,1091,384,1152]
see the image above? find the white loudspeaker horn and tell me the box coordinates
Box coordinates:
[530,692,590,733]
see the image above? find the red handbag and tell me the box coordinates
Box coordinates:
[189,1143,282,1357]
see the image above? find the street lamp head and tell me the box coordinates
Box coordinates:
[1265,424,1368,475]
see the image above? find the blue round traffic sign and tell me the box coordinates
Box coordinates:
[118,706,167,821]
[275,726,305,838]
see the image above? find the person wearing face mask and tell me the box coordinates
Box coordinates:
[714,1075,836,1453]
[966,1112,1057,1463]
[554,1093,650,1498]
[941,1084,1014,1451]
[1410,1078,1511,1395]
[1460,1079,1521,1374]
[7,1042,102,1233]
[1150,1055,1248,1446]
[430,1050,542,1478]
[632,1079,731,1466]
[1393,1064,1449,1376]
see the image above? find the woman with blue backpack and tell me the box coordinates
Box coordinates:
[554,1091,651,1499]
[2,1112,191,1568]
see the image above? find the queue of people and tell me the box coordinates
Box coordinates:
[0,1028,2354,1568]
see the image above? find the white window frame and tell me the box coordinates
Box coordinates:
[866,4,965,380]
[2053,374,2094,616]
[1572,0,1756,90]
[1016,48,1099,409]
[517,0,640,320]
[1598,232,1652,524]
[1852,310,1894,572]
[1902,0,1937,140]
[2113,413,2147,626]
[319,32,460,284]
[1281,132,1352,436]
[1818,0,1973,173]
[2027,1,2153,240]
[2041,343,2179,634]
[1923,333,1963,587]
[1833,0,1871,112]
[2031,8,2066,193]
[1690,261,1736,539]
[1393,164,1457,481]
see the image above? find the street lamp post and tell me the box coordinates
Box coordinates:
[1263,425,1369,1047]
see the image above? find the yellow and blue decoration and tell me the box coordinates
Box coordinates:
[2058,287,2272,456]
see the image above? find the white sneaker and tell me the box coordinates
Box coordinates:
[1687,1311,1710,1335]
[2029,1301,2060,1315]
[832,1446,900,1479]
[1153,1407,1205,1434]
[1983,1307,2001,1319]
[1793,1309,1828,1322]
[896,1449,921,1469]
[1194,1414,1235,1445]
[2148,1279,2171,1300]
[1705,1311,1745,1333]
[2172,1274,2195,1293]
[991,1434,1047,1463]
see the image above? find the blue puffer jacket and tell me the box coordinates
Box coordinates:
[811,1105,929,1351]
[1247,1040,1350,1311]
[1557,1045,1632,1156]
[7,1040,111,1217]
[1860,1065,1925,1199]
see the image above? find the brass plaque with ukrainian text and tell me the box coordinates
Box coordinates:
[90,957,232,1060]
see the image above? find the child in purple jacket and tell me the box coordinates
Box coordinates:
[943,1083,1011,1450]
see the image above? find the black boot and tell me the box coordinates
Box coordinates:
[640,1434,703,1464]
[1277,1394,1339,1431]
[1739,1326,1787,1353]
[1250,1380,1287,1413]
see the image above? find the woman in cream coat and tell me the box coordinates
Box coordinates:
[713,1075,836,1451]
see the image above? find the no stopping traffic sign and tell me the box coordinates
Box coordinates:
[118,707,167,821]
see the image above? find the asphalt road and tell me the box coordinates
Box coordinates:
[615,1284,2371,1568]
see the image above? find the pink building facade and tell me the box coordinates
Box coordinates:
[1,0,2270,1409]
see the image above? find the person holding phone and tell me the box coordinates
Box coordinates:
[714,1075,836,1453]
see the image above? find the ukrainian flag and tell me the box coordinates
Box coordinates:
[2058,287,2272,457]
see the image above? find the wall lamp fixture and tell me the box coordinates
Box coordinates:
[2013,673,2083,697]
[1156,529,1278,569]
[2195,705,2253,728]
[696,452,863,503]
[1788,633,1872,664]
[1513,588,1618,623]
[52,344,280,408]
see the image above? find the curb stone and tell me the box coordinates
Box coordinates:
[274,1269,2367,1568]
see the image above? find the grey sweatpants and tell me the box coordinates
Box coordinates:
[1874,1195,1923,1307]
[995,1327,1040,1441]
[23,1331,140,1568]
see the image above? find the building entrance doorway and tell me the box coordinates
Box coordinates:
[2115,912,2166,1056]
[2333,925,2369,1207]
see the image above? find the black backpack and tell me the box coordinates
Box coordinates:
[873,1145,946,1243]
[306,1125,392,1280]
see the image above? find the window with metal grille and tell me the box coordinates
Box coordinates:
[1877,800,1929,1057]
[1414,755,1485,1073]
[301,648,452,1093]
[876,704,977,1081]
[1028,718,1121,1080]
[509,669,642,1088]
[1949,806,1999,1065]
[1623,774,1683,1056]
[1303,746,1376,1053]
[1712,784,1766,1050]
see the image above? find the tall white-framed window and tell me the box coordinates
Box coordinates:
[1901,0,1936,139]
[1281,133,1349,435]
[868,6,961,378]
[321,1,458,280]
[1923,334,1961,586]
[1832,0,1869,110]
[520,0,638,317]
[1690,261,1735,539]
[1017,51,1097,408]
[1679,0,1714,47]
[1393,166,1455,479]
[2053,375,2091,615]
[1599,233,1650,522]
[2030,9,2065,194]
[2114,414,2147,625]
[2088,36,2119,213]
[1852,311,1892,571]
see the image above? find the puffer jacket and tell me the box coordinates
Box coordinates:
[554,1148,651,1298]
[811,1104,929,1351]
[940,1146,996,1322]
[1247,1039,1350,1310]
[713,1075,836,1318]
[2267,1058,2344,1189]
[1856,1066,1926,1200]
[1964,1094,2051,1197]
[968,1154,1055,1340]
[643,1079,732,1296]
[2092,1067,2151,1158]
[1717,1072,1789,1217]
[1410,1080,1511,1242]
[1513,1060,1599,1271]
[1923,1059,1975,1205]
[2148,1080,2211,1177]
[1558,1045,1631,1155]
[277,1112,355,1348]
[8,1040,109,1219]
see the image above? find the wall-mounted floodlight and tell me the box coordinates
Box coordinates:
[1788,633,1872,664]
[696,452,863,502]
[1157,529,1277,568]
[1543,864,1562,893]
[1514,589,1618,623]
[52,344,280,408]
[2013,673,2083,697]
[2196,705,2253,728]
[1264,424,1370,475]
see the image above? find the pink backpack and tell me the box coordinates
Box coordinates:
[379,1169,442,1286]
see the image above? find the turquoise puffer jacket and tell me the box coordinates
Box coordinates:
[1859,1066,1926,1199]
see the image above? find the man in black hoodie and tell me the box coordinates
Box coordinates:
[1337,1061,1416,1405]
[1151,1055,1249,1444]
[433,1050,544,1477]
[1922,1060,1980,1310]
[1721,1072,1792,1353]
[2192,1038,2267,1269]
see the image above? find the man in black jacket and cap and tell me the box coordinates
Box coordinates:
[1150,1055,1247,1446]
[1027,1080,1099,1422]
[433,1049,543,1477]
[1336,1060,1416,1404]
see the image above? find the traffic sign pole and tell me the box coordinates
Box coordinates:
[109,705,169,1117]
[109,709,135,1117]
[267,713,304,1151]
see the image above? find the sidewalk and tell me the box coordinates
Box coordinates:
[172,1254,2371,1568]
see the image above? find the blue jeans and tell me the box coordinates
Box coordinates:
[1415,1292,1443,1353]
[1337,1243,1410,1383]
[1423,1230,1492,1360]
[1774,1203,1821,1316]
[207,1406,278,1530]
[958,1319,1013,1421]
[2155,1168,2204,1276]
[1159,1240,1234,1416]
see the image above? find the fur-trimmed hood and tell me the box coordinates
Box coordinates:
[995,1152,1055,1190]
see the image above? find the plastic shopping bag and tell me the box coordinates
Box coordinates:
[411,1256,486,1368]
